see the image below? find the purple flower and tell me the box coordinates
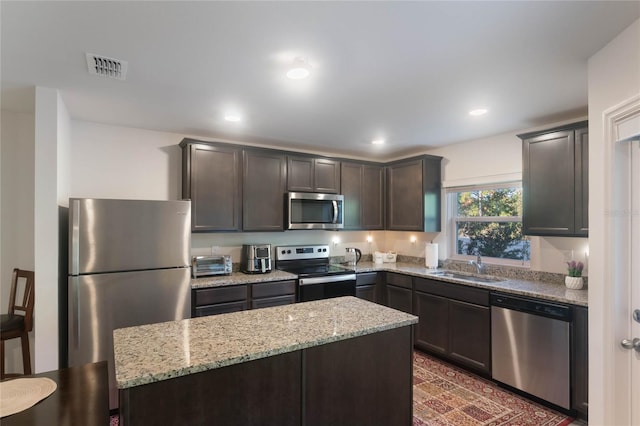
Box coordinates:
[566,260,584,277]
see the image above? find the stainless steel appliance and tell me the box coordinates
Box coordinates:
[276,244,355,302]
[241,244,272,274]
[192,255,232,277]
[67,198,191,410]
[491,293,571,410]
[345,247,362,266]
[287,192,344,230]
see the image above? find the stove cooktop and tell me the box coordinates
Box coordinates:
[277,264,354,278]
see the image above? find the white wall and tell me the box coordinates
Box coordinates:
[0,109,35,374]
[588,18,640,425]
[34,87,64,372]
[70,121,183,200]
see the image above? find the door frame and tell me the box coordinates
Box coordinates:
[596,93,640,424]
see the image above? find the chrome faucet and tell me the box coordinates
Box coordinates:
[469,253,486,274]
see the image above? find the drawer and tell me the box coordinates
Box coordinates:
[195,300,248,317]
[386,272,412,289]
[356,272,378,286]
[414,278,489,306]
[194,285,248,306]
[252,280,296,298]
[251,294,296,310]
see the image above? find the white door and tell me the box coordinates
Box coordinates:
[630,140,640,425]
[598,96,640,425]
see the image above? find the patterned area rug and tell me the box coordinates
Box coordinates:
[110,351,575,425]
[413,351,574,426]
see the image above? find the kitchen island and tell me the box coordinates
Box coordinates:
[114,296,418,425]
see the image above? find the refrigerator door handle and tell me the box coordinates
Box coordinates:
[71,199,80,276]
[70,276,80,350]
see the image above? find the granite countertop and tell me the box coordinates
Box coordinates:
[352,262,588,307]
[191,269,298,289]
[113,296,418,389]
[190,262,588,307]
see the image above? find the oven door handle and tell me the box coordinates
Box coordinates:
[299,274,356,286]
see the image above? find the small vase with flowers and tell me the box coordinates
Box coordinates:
[565,260,584,289]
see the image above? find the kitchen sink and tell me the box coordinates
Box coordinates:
[427,271,504,283]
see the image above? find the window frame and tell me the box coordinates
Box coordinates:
[446,181,530,267]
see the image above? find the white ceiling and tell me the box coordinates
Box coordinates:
[2,1,639,159]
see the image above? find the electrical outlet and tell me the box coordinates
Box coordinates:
[211,245,220,255]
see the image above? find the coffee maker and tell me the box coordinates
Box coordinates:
[240,244,272,274]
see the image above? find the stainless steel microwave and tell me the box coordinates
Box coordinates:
[287,192,344,230]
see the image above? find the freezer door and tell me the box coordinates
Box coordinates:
[69,198,191,274]
[68,268,191,410]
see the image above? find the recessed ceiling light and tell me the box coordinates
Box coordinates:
[469,108,488,116]
[286,57,310,80]
[224,114,241,122]
[371,139,385,145]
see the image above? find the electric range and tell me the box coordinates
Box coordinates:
[275,244,356,302]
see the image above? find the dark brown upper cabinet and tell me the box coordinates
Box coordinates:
[243,149,287,232]
[519,121,588,237]
[341,161,384,230]
[287,156,340,193]
[181,141,242,232]
[385,155,442,232]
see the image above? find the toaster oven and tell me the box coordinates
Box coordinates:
[191,255,232,278]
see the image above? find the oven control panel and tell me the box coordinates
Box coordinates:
[276,244,330,261]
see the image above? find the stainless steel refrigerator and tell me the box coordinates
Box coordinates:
[67,198,191,410]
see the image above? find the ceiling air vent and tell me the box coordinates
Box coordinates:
[86,53,128,80]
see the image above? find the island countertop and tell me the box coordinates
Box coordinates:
[113,296,418,389]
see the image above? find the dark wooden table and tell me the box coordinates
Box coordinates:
[2,361,109,426]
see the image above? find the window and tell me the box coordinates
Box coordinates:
[447,183,530,265]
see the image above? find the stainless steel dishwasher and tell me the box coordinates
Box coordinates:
[491,293,571,410]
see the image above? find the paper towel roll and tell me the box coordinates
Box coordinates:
[425,243,438,269]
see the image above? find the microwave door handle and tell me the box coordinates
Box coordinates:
[332,200,338,224]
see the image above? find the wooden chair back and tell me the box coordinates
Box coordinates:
[7,268,35,332]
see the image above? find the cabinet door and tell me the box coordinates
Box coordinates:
[185,144,242,231]
[386,159,424,231]
[448,300,491,374]
[362,164,384,230]
[287,156,314,192]
[341,162,363,229]
[243,150,286,231]
[572,306,589,419]
[341,162,383,230]
[314,158,340,193]
[522,130,575,236]
[356,285,376,302]
[386,285,413,314]
[574,127,589,236]
[414,291,448,356]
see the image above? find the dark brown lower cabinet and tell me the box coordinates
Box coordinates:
[448,300,490,372]
[192,285,248,317]
[385,273,413,313]
[119,326,414,426]
[414,291,448,356]
[572,306,589,420]
[120,350,302,426]
[251,280,296,309]
[304,327,413,426]
[413,277,491,375]
[355,272,378,302]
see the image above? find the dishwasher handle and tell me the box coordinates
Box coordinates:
[491,293,572,322]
